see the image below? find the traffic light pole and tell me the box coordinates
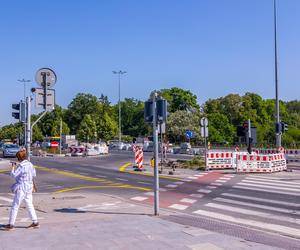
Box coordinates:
[26,96,31,161]
[152,93,159,216]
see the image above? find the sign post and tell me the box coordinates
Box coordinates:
[201,117,209,171]
[144,93,167,216]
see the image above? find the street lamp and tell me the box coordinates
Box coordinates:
[273,0,281,148]
[18,79,31,102]
[113,70,127,143]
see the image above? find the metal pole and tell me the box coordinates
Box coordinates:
[60,118,62,155]
[18,79,30,146]
[274,0,281,148]
[204,126,207,171]
[160,123,164,173]
[153,93,159,216]
[118,73,121,144]
[26,97,31,161]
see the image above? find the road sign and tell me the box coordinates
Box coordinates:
[185,130,193,139]
[35,88,55,110]
[200,117,208,127]
[158,122,166,134]
[201,126,208,137]
[50,141,59,149]
[35,68,57,88]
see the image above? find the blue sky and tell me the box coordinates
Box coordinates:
[1,0,299,125]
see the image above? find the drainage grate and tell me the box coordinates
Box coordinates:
[161,214,300,250]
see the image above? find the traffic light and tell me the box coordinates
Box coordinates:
[12,101,25,122]
[275,122,281,134]
[281,122,288,133]
[12,103,20,120]
[237,125,246,137]
[144,100,153,123]
[156,99,167,123]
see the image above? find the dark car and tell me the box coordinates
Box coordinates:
[1,144,20,158]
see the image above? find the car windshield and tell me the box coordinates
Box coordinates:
[4,144,19,149]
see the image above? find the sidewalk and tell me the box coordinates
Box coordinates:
[0,192,277,250]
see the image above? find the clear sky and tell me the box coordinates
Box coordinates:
[1,0,299,126]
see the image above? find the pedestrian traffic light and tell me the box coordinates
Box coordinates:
[275,122,281,134]
[281,122,288,133]
[144,100,153,123]
[156,99,167,123]
[12,101,25,122]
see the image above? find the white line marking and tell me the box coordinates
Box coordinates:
[226,175,236,178]
[131,196,148,201]
[96,175,107,178]
[188,177,198,180]
[194,175,204,177]
[116,178,128,182]
[144,192,154,196]
[245,175,291,181]
[174,181,184,185]
[237,182,300,192]
[79,172,90,176]
[219,177,231,180]
[180,198,197,204]
[0,196,13,202]
[243,178,300,187]
[241,179,300,189]
[206,186,217,189]
[137,181,151,185]
[190,194,204,198]
[168,204,189,210]
[159,188,167,191]
[182,179,192,182]
[197,189,211,194]
[221,193,300,207]
[213,197,300,215]
[205,203,267,216]
[193,209,300,238]
[233,185,300,196]
[211,183,223,186]
[165,184,178,188]
[215,180,227,183]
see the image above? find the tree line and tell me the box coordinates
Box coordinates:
[0,88,299,147]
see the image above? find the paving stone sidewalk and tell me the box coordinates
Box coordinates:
[0,192,279,250]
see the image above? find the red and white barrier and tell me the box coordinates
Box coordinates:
[236,153,286,173]
[254,148,300,163]
[68,146,86,156]
[134,146,143,169]
[207,152,234,169]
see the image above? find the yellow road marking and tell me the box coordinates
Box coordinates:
[0,170,8,173]
[35,165,113,184]
[119,163,180,181]
[54,184,151,194]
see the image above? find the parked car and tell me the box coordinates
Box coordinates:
[1,144,20,158]
[179,143,192,154]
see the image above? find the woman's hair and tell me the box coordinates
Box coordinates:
[16,149,27,161]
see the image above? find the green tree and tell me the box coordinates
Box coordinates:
[76,114,97,142]
[159,87,200,113]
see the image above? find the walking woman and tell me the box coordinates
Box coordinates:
[3,149,39,231]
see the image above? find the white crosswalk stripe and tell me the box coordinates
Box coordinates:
[0,196,13,203]
[192,175,300,238]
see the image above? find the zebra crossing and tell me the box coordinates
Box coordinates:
[193,175,300,238]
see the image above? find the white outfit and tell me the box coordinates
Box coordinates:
[9,160,38,225]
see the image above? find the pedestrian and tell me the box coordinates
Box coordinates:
[3,149,39,231]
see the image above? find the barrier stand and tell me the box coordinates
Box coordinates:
[236,153,286,173]
[206,152,234,170]
[134,146,143,171]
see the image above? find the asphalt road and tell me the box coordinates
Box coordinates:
[1,151,300,249]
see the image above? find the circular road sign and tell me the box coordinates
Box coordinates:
[200,117,208,127]
[35,68,57,88]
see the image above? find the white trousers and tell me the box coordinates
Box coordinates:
[9,189,38,225]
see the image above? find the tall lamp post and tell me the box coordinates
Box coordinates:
[18,79,31,102]
[113,70,127,143]
[18,79,31,146]
[274,0,281,148]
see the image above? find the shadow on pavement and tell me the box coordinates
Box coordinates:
[54,208,149,216]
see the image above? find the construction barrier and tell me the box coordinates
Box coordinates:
[206,152,234,169]
[236,153,286,173]
[254,148,300,163]
[134,146,143,169]
[68,146,86,156]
